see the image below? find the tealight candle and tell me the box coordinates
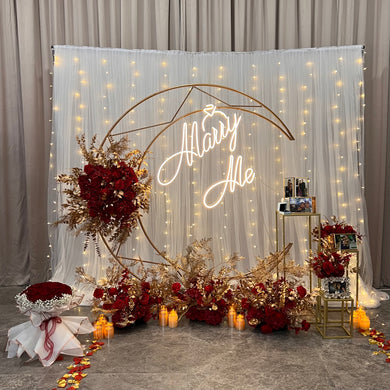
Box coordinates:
[93,323,103,339]
[168,309,178,328]
[235,314,245,331]
[159,305,168,326]
[359,315,370,330]
[227,306,237,328]
[103,322,114,339]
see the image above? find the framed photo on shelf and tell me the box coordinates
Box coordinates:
[323,277,350,299]
[289,197,312,213]
[334,233,357,250]
[295,177,309,197]
[283,177,295,198]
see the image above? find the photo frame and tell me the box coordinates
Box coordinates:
[333,234,357,250]
[295,177,309,197]
[323,277,350,299]
[283,177,295,198]
[289,197,312,213]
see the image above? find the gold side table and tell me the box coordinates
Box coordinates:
[315,293,354,339]
[275,211,321,291]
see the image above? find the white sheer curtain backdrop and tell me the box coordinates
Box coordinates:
[50,45,386,307]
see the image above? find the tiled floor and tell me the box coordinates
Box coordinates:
[1,286,390,390]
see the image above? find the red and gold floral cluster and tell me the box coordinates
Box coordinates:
[312,216,362,241]
[81,241,316,334]
[91,268,160,328]
[310,251,351,279]
[235,278,312,334]
[56,135,151,249]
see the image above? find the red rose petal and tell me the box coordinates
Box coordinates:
[73,357,82,364]
[386,358,390,363]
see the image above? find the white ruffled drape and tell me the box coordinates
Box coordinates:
[49,45,387,307]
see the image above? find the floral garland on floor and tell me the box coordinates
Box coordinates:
[77,240,317,333]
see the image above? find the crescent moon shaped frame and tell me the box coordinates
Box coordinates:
[100,84,295,262]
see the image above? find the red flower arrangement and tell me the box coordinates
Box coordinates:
[91,268,158,328]
[56,135,151,250]
[312,216,362,241]
[236,279,314,334]
[310,251,351,279]
[78,162,139,225]
[171,279,228,325]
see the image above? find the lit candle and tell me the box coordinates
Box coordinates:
[103,322,114,339]
[168,309,178,328]
[227,306,237,328]
[93,323,103,340]
[352,312,360,329]
[359,315,370,330]
[159,305,168,326]
[235,314,245,331]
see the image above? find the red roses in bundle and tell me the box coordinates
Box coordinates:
[311,252,351,279]
[78,162,139,225]
[20,282,72,303]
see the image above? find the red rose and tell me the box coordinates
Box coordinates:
[241,298,250,310]
[322,261,336,277]
[93,288,104,299]
[172,283,181,293]
[297,285,307,299]
[204,285,213,294]
[301,320,310,331]
[140,293,150,306]
[141,282,150,291]
[113,298,127,310]
[108,287,118,296]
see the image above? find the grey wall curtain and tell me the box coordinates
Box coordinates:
[1,0,389,288]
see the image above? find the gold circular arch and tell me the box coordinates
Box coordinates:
[100,84,295,263]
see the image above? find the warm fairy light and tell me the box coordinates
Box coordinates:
[76,116,82,122]
[356,58,363,64]
[106,83,113,89]
[134,71,140,77]
[161,61,167,67]
[306,61,313,67]
[73,57,79,63]
[336,81,343,87]
[80,79,87,85]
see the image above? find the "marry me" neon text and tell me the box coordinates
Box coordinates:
[157,104,255,208]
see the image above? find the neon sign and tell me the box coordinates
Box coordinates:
[157,104,255,209]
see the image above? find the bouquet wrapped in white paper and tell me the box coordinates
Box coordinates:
[6,281,94,367]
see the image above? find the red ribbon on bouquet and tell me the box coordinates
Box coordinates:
[40,317,62,360]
